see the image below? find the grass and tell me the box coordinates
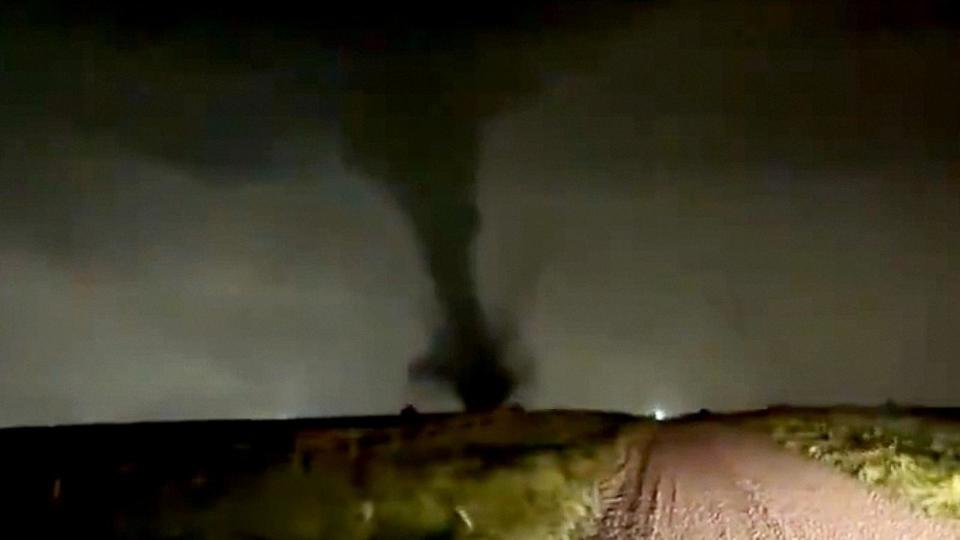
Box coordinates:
[360,445,614,540]
[764,412,960,519]
[141,411,638,540]
[153,447,613,540]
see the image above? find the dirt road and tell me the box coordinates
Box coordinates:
[592,423,960,539]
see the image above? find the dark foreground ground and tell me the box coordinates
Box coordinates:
[2,408,960,539]
[0,410,629,539]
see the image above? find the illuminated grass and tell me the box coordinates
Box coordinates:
[147,412,635,539]
[360,447,613,540]
[155,447,614,539]
[767,415,960,519]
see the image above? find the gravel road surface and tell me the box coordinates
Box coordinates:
[592,423,960,539]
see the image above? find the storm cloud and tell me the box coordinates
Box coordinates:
[0,0,958,426]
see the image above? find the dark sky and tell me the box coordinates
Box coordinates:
[1,1,958,426]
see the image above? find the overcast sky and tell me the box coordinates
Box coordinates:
[1,1,958,426]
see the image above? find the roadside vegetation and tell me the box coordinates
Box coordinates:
[765,413,960,519]
[147,411,639,540]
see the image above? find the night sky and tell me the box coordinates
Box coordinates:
[1,1,958,426]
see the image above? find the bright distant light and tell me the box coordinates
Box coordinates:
[653,408,667,421]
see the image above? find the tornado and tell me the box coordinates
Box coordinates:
[338,5,633,411]
[339,41,522,411]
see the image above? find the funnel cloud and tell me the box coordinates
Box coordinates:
[338,6,630,409]
[339,35,525,411]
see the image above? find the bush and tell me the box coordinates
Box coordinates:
[769,415,960,518]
